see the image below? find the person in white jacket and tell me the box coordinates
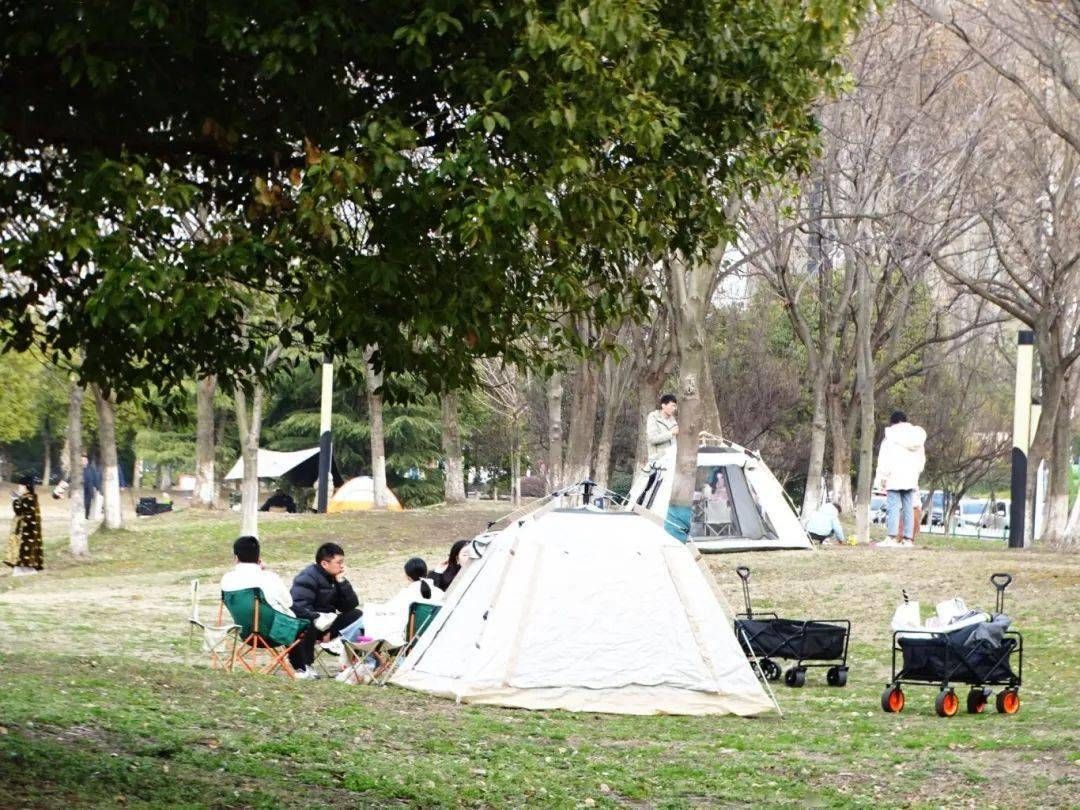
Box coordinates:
[873,411,927,548]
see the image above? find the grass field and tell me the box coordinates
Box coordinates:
[1,500,1078,808]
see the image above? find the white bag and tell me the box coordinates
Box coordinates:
[936,597,968,624]
[891,600,922,631]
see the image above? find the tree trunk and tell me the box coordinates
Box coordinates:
[42,428,52,492]
[699,359,723,439]
[365,349,389,508]
[92,385,123,530]
[68,381,89,558]
[234,383,265,538]
[132,456,142,491]
[546,371,564,490]
[511,427,522,506]
[563,358,600,485]
[1046,385,1073,547]
[802,369,829,516]
[441,391,466,503]
[854,263,875,544]
[593,394,619,491]
[194,374,217,508]
[827,384,855,513]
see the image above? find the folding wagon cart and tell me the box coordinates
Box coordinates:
[881,573,1023,717]
[733,566,851,687]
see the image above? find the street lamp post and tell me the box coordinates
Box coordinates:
[1008,331,1034,548]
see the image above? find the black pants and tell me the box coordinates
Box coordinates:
[288,608,363,670]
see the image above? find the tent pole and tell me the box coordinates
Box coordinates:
[317,354,334,513]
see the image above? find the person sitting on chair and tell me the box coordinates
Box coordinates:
[260,488,298,513]
[288,542,362,678]
[429,540,468,592]
[362,557,443,649]
[804,501,846,545]
[220,535,294,615]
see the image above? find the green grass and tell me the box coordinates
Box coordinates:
[1,503,1078,808]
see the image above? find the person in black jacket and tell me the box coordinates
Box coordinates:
[287,542,362,678]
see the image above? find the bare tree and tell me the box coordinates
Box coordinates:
[476,359,529,505]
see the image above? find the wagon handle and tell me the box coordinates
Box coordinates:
[735,566,753,617]
[991,572,1012,614]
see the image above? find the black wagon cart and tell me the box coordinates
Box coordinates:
[732,566,851,688]
[881,573,1023,717]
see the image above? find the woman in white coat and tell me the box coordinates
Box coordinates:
[873,411,926,548]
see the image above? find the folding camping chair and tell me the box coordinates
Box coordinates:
[375,602,443,684]
[186,579,240,670]
[222,588,311,679]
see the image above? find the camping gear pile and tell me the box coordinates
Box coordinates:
[732,566,851,688]
[881,573,1022,717]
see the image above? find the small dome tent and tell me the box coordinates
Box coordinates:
[328,476,403,512]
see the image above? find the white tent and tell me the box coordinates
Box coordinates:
[628,440,812,552]
[391,510,776,716]
[223,447,342,488]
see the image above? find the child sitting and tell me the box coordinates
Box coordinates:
[361,557,443,648]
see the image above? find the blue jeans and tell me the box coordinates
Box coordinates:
[886,489,915,539]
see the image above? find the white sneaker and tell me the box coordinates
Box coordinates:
[319,638,345,657]
[12,566,38,577]
[293,667,320,681]
[875,537,901,548]
[899,539,915,548]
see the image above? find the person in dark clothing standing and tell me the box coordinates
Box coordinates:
[287,542,362,677]
[82,454,101,520]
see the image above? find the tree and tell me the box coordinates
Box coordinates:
[476,359,529,505]
[4,0,802,403]
[364,347,389,510]
[910,0,1080,545]
[67,380,88,558]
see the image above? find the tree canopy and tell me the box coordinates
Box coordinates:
[1,1,867,400]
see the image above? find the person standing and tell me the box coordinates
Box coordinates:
[82,454,101,520]
[873,411,926,548]
[5,474,44,575]
[645,394,679,465]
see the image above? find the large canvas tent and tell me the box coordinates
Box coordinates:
[392,509,776,716]
[223,447,343,488]
[628,440,812,552]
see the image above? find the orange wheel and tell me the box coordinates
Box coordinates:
[881,685,905,713]
[935,689,959,717]
[996,689,1020,714]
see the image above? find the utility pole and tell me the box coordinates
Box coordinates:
[1008,331,1034,548]
[317,355,333,513]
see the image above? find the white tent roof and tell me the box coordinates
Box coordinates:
[391,510,776,716]
[223,447,319,481]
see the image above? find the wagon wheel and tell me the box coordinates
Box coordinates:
[784,667,806,688]
[995,688,1020,715]
[935,688,960,718]
[826,666,848,687]
[966,689,988,714]
[880,685,904,713]
[758,658,782,682]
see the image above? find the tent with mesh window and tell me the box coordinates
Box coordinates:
[628,440,812,552]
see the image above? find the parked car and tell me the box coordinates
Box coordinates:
[869,492,887,524]
[923,490,946,526]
